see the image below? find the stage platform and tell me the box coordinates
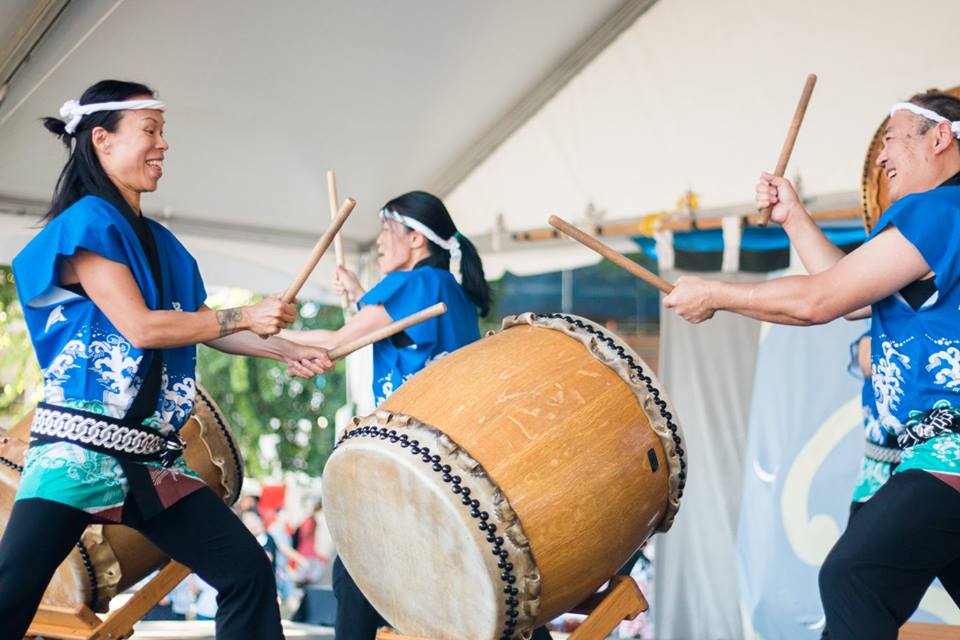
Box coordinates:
[131,620,333,639]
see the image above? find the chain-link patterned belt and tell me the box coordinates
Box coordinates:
[31,402,185,467]
[864,441,902,465]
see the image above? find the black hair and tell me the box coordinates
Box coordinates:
[41,79,157,223]
[382,190,493,317]
[908,89,960,149]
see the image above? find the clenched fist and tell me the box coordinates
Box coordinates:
[662,275,718,324]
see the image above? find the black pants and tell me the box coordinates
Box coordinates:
[333,557,388,640]
[819,470,960,639]
[333,557,553,640]
[0,488,282,639]
[819,501,882,639]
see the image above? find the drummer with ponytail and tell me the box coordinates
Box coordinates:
[285,190,491,405]
[378,191,493,318]
[282,190,494,640]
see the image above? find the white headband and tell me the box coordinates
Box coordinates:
[890,102,960,139]
[59,98,166,135]
[380,208,461,262]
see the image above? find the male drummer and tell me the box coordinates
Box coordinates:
[663,90,960,638]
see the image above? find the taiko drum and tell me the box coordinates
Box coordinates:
[323,313,686,640]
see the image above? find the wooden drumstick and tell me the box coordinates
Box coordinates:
[327,170,350,309]
[282,197,357,304]
[328,303,447,360]
[758,73,817,226]
[548,215,674,294]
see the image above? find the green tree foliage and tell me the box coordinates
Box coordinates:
[0,266,42,427]
[196,296,347,478]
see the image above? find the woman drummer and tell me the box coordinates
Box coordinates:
[0,80,333,639]
[283,190,491,405]
[281,190,495,640]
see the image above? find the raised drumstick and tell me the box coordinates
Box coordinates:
[327,170,350,309]
[758,73,817,226]
[282,197,357,304]
[328,303,447,360]
[548,215,674,294]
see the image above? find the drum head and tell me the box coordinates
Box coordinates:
[324,434,502,640]
[184,384,244,505]
[861,85,960,232]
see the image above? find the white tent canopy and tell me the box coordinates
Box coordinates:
[447,0,960,237]
[0,0,639,295]
[5,1,958,295]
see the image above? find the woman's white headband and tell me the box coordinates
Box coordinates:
[890,102,960,139]
[59,98,166,135]
[380,208,461,262]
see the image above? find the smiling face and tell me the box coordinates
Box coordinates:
[92,96,168,209]
[876,110,945,201]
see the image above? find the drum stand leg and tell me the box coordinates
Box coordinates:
[376,575,648,640]
[566,575,648,640]
[26,560,191,640]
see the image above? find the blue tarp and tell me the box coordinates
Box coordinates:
[629,225,868,267]
[492,255,661,324]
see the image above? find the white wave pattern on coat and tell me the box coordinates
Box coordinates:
[89,334,142,414]
[926,346,960,390]
[42,339,88,403]
[158,368,196,431]
[872,339,911,434]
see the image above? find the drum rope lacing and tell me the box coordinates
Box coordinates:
[334,426,525,640]
[0,454,23,473]
[74,541,98,608]
[1,444,99,608]
[541,313,687,496]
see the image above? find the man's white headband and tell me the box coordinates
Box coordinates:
[890,102,960,139]
[380,208,461,262]
[59,98,166,135]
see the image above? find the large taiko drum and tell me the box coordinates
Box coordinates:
[861,85,960,233]
[323,312,686,640]
[0,384,243,612]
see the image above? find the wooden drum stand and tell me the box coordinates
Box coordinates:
[25,561,189,640]
[374,576,960,640]
[377,575,647,640]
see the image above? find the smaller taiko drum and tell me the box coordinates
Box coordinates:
[0,384,243,612]
[323,313,686,640]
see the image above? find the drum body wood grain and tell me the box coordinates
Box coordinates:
[0,384,242,612]
[323,313,686,640]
